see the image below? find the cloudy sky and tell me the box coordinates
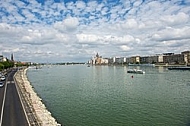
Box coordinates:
[0,0,190,63]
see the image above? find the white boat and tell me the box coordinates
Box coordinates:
[127,69,145,74]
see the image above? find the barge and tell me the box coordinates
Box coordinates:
[168,67,190,70]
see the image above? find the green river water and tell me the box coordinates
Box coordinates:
[27,65,190,126]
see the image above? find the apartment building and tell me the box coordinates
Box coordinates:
[181,51,190,65]
[140,56,158,64]
[129,56,140,64]
[163,51,189,65]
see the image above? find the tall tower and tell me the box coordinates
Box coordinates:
[96,53,99,58]
[11,53,14,61]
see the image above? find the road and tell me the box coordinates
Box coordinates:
[0,69,29,126]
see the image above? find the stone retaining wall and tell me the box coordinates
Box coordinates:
[14,68,61,126]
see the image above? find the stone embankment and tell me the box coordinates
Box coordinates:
[14,68,61,126]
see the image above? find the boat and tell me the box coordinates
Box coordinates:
[128,63,155,67]
[168,67,190,70]
[127,69,145,74]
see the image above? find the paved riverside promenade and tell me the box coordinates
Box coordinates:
[14,68,61,126]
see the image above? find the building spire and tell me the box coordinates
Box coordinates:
[11,53,14,61]
[96,53,99,58]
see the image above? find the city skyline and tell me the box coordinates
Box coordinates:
[0,0,190,63]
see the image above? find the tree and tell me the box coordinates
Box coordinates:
[0,61,14,70]
[0,63,4,71]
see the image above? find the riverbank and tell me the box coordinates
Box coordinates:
[154,64,188,67]
[14,68,61,126]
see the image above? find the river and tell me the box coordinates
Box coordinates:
[27,65,190,126]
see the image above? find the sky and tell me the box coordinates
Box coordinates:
[0,0,190,63]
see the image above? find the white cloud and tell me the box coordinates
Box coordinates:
[76,34,102,44]
[120,45,132,51]
[54,17,79,32]
[63,17,79,31]
[133,0,143,7]
[22,9,36,21]
[76,1,86,9]
[76,33,135,45]
[152,27,190,41]
[0,0,190,62]
[160,12,189,26]
[122,19,138,29]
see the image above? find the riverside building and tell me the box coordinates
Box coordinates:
[163,51,190,65]
[89,53,108,65]
[89,50,190,66]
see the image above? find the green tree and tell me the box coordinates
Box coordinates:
[0,61,14,69]
[0,63,4,71]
